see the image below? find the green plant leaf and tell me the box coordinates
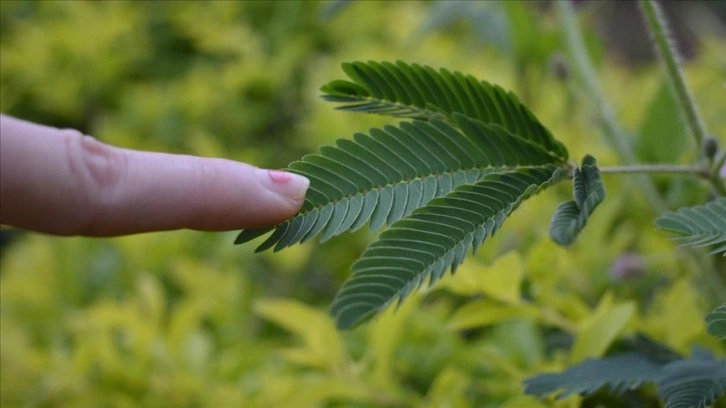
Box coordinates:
[571,299,634,362]
[706,304,726,341]
[655,197,726,256]
[320,60,568,160]
[656,356,726,408]
[523,353,665,399]
[636,79,688,163]
[254,298,348,371]
[524,349,726,408]
[330,166,567,329]
[236,115,566,251]
[549,155,605,247]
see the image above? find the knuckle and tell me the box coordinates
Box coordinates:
[63,129,127,234]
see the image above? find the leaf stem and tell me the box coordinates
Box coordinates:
[639,0,707,161]
[599,164,726,195]
[599,164,705,176]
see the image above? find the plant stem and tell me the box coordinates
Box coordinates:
[555,0,667,213]
[639,0,726,197]
[639,0,707,161]
[599,164,726,196]
[558,1,726,301]
[599,164,705,175]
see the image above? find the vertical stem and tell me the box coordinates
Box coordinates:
[557,0,726,301]
[555,0,667,213]
[640,0,725,301]
[639,0,707,161]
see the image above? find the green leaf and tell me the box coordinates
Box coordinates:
[636,79,688,163]
[330,166,567,329]
[448,300,538,331]
[657,356,726,408]
[549,155,605,247]
[706,304,726,341]
[236,115,567,251]
[571,299,634,362]
[524,349,726,408]
[655,197,726,256]
[523,353,665,398]
[440,251,524,303]
[320,60,568,160]
[254,298,348,371]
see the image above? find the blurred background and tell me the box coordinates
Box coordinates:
[1,1,725,407]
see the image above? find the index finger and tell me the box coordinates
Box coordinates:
[0,115,309,236]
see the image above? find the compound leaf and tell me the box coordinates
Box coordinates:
[549,155,605,247]
[657,357,726,408]
[321,60,568,160]
[236,115,566,251]
[706,304,726,341]
[655,197,726,256]
[523,353,664,399]
[331,166,567,329]
[524,350,726,408]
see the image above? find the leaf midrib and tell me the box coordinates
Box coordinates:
[294,163,559,219]
[328,92,444,118]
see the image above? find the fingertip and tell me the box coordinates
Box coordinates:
[256,169,310,202]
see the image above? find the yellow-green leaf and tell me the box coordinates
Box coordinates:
[367,293,421,387]
[449,300,539,331]
[571,293,635,362]
[254,299,348,371]
[423,367,471,408]
[441,251,525,304]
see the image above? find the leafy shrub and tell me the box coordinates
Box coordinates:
[1,1,725,407]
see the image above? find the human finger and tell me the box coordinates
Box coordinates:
[0,115,309,236]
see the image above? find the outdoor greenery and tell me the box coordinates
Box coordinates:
[1,1,725,407]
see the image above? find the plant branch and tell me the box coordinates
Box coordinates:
[555,0,667,213]
[639,0,726,198]
[639,0,708,161]
[599,164,726,196]
[558,1,726,300]
[599,164,705,176]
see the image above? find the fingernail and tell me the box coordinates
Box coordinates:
[258,169,309,200]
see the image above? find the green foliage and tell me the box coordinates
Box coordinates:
[656,354,726,408]
[332,166,567,329]
[2,2,726,407]
[655,197,726,256]
[523,353,665,398]
[235,114,567,252]
[237,61,574,328]
[548,155,605,247]
[636,79,688,163]
[319,61,568,159]
[525,348,726,408]
[707,304,726,341]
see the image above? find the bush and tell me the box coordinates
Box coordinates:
[1,1,724,407]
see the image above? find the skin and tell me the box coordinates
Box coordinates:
[0,114,309,236]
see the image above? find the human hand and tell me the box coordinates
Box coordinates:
[0,115,309,236]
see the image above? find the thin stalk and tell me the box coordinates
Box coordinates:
[558,0,726,301]
[555,0,667,213]
[599,164,726,195]
[599,164,705,175]
[639,0,707,160]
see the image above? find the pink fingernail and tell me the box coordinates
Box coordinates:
[269,170,293,184]
[258,169,309,200]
